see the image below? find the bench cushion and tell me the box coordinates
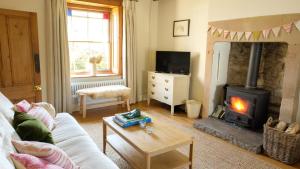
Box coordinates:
[76,85,131,99]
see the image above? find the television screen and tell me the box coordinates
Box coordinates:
[156,51,190,75]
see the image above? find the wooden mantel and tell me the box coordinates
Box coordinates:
[203,13,300,123]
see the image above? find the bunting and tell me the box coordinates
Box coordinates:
[237,32,244,40]
[262,29,271,39]
[211,26,217,35]
[217,28,223,36]
[272,27,281,37]
[245,32,252,40]
[295,20,300,31]
[230,32,237,40]
[282,23,292,33]
[223,30,230,38]
[207,19,300,41]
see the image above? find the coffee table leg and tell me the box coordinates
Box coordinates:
[146,154,151,169]
[189,141,193,169]
[103,122,107,154]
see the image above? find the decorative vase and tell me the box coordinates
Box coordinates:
[92,64,97,76]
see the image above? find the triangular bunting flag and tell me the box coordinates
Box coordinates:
[272,27,281,37]
[217,28,223,36]
[237,32,244,41]
[253,31,261,40]
[223,30,230,38]
[211,26,217,35]
[207,25,212,32]
[230,32,236,40]
[245,32,252,40]
[262,29,271,39]
[283,23,292,33]
[294,20,300,31]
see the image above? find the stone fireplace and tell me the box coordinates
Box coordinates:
[203,14,300,124]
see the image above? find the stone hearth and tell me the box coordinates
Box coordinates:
[194,118,263,153]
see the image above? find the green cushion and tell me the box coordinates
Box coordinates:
[13,111,54,144]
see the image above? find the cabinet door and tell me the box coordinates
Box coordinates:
[0,9,41,103]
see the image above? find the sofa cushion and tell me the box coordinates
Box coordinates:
[53,113,119,169]
[32,102,56,118]
[28,106,55,130]
[15,100,31,113]
[10,153,64,169]
[56,136,119,169]
[0,92,15,123]
[52,113,88,143]
[0,113,20,169]
[12,140,78,169]
[13,111,54,144]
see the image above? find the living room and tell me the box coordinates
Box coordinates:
[0,0,300,169]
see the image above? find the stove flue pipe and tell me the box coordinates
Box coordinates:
[246,43,263,89]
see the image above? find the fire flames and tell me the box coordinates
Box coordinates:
[230,96,249,114]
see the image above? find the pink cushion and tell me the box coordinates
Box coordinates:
[10,153,63,169]
[27,106,55,130]
[12,140,79,169]
[15,100,31,113]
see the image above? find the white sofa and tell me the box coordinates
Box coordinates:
[0,92,119,169]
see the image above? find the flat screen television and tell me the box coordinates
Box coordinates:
[156,51,190,75]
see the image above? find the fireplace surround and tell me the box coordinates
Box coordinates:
[203,14,300,124]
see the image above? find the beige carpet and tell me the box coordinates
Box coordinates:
[72,103,293,169]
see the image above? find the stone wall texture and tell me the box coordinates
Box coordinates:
[227,42,288,115]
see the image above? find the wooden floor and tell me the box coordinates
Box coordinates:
[73,100,300,169]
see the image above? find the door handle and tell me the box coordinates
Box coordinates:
[34,54,40,73]
[34,85,42,91]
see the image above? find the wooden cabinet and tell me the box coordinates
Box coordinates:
[0,9,41,103]
[147,71,190,115]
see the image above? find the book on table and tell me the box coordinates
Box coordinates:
[113,111,152,128]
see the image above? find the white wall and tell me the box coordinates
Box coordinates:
[0,0,47,100]
[156,0,209,102]
[208,0,300,21]
[136,0,158,101]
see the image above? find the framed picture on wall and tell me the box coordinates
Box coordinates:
[173,19,190,37]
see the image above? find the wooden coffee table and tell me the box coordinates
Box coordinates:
[103,114,194,169]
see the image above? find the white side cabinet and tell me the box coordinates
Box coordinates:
[147,71,190,115]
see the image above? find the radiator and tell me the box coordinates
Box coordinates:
[71,79,126,98]
[71,79,126,110]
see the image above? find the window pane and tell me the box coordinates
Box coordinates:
[88,11,103,18]
[69,42,110,74]
[88,18,109,42]
[68,16,88,41]
[72,10,88,17]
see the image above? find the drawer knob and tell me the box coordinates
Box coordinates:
[152,76,155,79]
[165,79,169,83]
[152,84,155,87]
[165,88,168,91]
[164,96,168,99]
[151,92,155,95]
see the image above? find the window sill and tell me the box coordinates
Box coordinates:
[71,73,120,78]
[71,74,123,83]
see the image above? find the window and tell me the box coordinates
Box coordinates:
[67,4,122,78]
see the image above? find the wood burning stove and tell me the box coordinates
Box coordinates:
[225,43,270,129]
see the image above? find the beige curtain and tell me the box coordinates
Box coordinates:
[124,0,138,103]
[46,0,72,112]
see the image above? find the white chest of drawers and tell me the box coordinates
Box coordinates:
[147,71,190,115]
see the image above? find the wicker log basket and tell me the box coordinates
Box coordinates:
[263,118,300,164]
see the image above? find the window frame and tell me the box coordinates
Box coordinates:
[67,3,117,77]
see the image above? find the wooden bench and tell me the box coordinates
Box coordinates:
[77,85,131,118]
